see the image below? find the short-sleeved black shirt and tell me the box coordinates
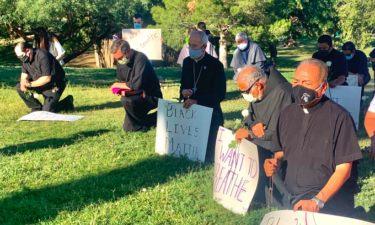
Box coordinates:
[312,48,348,82]
[21,48,65,85]
[116,50,162,98]
[347,50,370,77]
[271,96,362,196]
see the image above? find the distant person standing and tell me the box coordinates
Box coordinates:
[177,28,217,67]
[341,42,370,98]
[312,35,348,88]
[133,14,145,29]
[230,32,268,80]
[34,27,66,66]
[197,22,216,49]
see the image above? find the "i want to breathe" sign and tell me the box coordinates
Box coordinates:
[155,99,213,162]
[213,127,259,215]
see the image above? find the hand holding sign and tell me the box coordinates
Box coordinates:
[264,158,277,177]
[293,199,320,212]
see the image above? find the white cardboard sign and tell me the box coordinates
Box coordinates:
[18,111,84,122]
[347,75,358,86]
[155,99,213,162]
[325,86,361,129]
[122,29,162,60]
[213,127,259,215]
[260,210,375,225]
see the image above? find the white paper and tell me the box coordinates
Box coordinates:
[213,127,259,215]
[155,99,213,162]
[260,210,375,225]
[347,75,358,86]
[18,111,84,122]
[122,29,162,60]
[325,86,361,129]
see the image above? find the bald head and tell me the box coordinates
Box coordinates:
[237,66,268,91]
[14,42,32,57]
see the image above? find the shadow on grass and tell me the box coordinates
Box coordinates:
[74,101,122,112]
[0,156,207,224]
[223,110,241,121]
[225,90,241,101]
[0,129,110,156]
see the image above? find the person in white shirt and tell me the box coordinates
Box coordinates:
[34,27,66,66]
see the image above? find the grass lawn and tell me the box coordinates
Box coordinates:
[0,39,375,224]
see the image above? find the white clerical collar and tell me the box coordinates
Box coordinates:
[303,108,309,114]
[194,52,206,63]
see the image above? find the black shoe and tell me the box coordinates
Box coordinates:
[66,95,74,111]
[350,206,367,220]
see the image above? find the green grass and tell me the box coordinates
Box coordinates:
[0,39,375,224]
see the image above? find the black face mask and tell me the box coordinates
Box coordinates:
[319,49,329,58]
[20,55,29,63]
[292,83,324,106]
[372,62,375,72]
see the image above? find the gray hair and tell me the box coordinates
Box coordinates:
[235,32,248,40]
[190,30,208,45]
[296,58,328,83]
[245,67,268,86]
[110,39,130,54]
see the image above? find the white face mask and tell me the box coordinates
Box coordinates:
[242,93,259,103]
[237,43,248,51]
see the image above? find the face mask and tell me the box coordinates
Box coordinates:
[20,55,29,63]
[319,49,329,58]
[237,43,248,51]
[117,57,129,65]
[292,82,325,106]
[189,48,203,60]
[242,93,259,103]
[134,23,142,29]
[371,62,375,71]
[346,54,353,60]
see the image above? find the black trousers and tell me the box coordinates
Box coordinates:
[206,112,224,162]
[120,94,159,131]
[271,173,355,216]
[16,82,71,113]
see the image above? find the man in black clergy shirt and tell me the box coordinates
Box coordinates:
[14,42,73,112]
[235,65,293,206]
[180,30,226,161]
[264,58,364,217]
[110,39,162,132]
[312,35,348,88]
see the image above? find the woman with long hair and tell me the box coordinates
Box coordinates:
[34,27,66,66]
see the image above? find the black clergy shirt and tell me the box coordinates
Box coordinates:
[21,48,65,86]
[312,48,348,82]
[180,53,226,115]
[271,96,362,196]
[116,50,162,98]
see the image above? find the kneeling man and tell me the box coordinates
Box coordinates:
[110,40,162,132]
[264,58,363,217]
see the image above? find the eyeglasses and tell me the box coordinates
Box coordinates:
[242,79,259,94]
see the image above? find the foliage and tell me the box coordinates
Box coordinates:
[336,0,375,49]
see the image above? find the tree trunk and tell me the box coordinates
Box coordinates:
[219,32,228,68]
[101,39,114,68]
[269,42,277,66]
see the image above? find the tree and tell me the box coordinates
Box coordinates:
[0,0,161,63]
[337,0,375,49]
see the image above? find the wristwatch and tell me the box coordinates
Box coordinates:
[312,197,325,209]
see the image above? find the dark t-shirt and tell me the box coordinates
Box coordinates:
[21,48,65,85]
[180,53,226,115]
[116,50,162,98]
[312,48,348,82]
[347,50,370,77]
[271,96,362,196]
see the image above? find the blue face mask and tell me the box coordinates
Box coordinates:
[134,23,142,29]
[189,48,203,60]
[346,54,353,60]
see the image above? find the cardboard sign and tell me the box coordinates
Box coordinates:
[18,111,84,122]
[155,99,213,162]
[347,75,358,86]
[122,29,162,60]
[325,86,361,129]
[260,210,375,225]
[213,127,259,215]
